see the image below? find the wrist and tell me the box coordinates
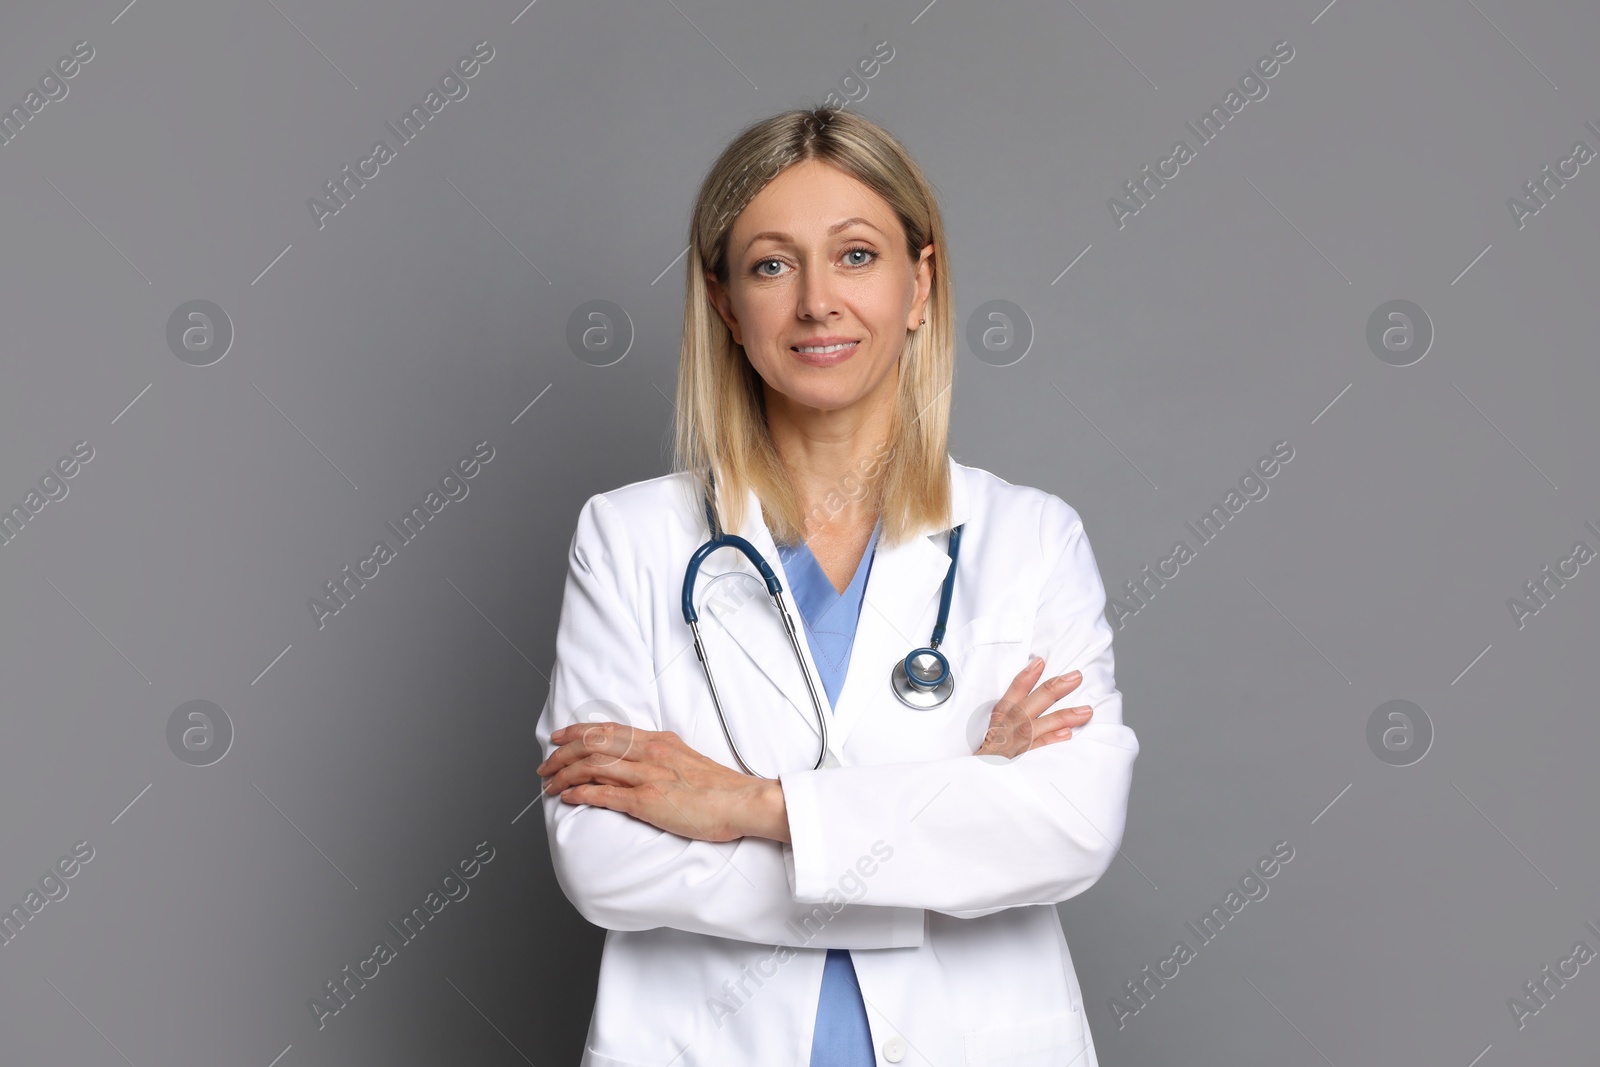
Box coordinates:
[741,778,791,843]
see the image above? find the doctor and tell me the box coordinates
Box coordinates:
[535,106,1139,1067]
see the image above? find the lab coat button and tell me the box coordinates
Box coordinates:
[881,1036,905,1062]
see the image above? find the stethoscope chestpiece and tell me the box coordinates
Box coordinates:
[891,646,955,709]
[888,522,964,710]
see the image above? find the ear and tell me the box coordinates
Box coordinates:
[704,270,743,346]
[907,243,935,329]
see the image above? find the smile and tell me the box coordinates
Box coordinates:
[790,340,860,366]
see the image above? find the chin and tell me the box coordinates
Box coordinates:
[787,390,861,411]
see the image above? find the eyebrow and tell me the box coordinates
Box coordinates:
[742,217,884,251]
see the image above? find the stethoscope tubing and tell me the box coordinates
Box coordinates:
[680,468,960,779]
[682,486,831,778]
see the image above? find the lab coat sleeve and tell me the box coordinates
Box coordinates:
[536,493,926,948]
[778,498,1139,919]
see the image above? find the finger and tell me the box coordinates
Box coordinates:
[544,757,612,797]
[982,711,1044,758]
[548,720,644,752]
[576,721,655,768]
[1050,670,1085,697]
[992,719,1037,754]
[999,656,1049,709]
[540,721,645,776]
[1031,704,1093,737]
[983,665,1045,748]
[558,782,636,813]
[979,697,1052,755]
[1033,727,1073,750]
[544,753,651,797]
[537,739,587,778]
[1016,670,1084,722]
[538,734,602,779]
[1027,708,1093,752]
[993,710,1075,754]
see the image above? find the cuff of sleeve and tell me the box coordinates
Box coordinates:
[876,904,925,947]
[779,767,828,902]
[777,769,925,949]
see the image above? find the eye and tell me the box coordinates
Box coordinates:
[750,246,880,279]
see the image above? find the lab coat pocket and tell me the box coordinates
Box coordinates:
[943,609,1030,663]
[583,1047,660,1067]
[962,1007,1086,1066]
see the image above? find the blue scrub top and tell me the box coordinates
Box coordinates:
[776,516,882,1067]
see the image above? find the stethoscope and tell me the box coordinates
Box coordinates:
[680,468,964,779]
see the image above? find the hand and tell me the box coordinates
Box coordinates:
[974,655,1094,760]
[536,721,786,843]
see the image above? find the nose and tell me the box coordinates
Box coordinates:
[796,256,840,320]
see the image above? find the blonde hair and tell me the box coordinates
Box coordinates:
[671,106,954,549]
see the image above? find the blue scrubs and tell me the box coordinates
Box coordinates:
[776,516,883,1067]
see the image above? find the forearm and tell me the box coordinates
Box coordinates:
[547,799,921,947]
[542,492,924,943]
[778,722,1138,916]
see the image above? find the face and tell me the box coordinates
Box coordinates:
[705,158,934,423]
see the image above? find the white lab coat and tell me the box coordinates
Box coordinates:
[536,456,1139,1067]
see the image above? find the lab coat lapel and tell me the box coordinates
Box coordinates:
[829,456,970,752]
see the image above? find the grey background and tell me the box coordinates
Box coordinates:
[1,0,1596,1064]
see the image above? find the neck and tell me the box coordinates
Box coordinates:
[763,378,896,536]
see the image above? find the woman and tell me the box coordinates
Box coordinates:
[535,107,1139,1067]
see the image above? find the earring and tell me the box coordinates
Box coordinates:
[919,317,926,325]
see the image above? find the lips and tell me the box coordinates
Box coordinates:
[790,339,860,366]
